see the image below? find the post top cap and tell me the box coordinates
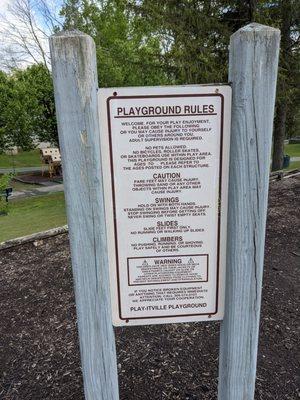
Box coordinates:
[232,22,280,38]
[51,29,89,38]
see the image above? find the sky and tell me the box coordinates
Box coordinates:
[0,0,63,69]
[0,0,10,11]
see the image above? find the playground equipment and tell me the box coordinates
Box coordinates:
[40,148,62,178]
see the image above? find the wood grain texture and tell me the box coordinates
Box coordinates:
[218,23,280,400]
[49,31,119,400]
[0,225,68,250]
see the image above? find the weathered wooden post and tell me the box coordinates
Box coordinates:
[49,22,280,400]
[218,23,280,399]
[49,31,119,400]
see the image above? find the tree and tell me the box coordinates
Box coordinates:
[0,64,58,151]
[1,0,298,162]
[270,0,300,170]
[0,0,62,70]
[222,0,300,170]
[60,0,169,87]
[0,71,11,150]
[131,0,299,170]
[129,0,231,84]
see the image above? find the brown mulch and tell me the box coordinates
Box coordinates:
[15,172,62,186]
[0,177,299,400]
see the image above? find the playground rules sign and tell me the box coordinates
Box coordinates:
[99,85,231,326]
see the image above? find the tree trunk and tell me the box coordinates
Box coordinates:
[271,0,292,172]
[272,101,287,171]
[249,0,257,22]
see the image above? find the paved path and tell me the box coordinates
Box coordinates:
[269,156,300,164]
[11,184,64,199]
[0,166,46,174]
[34,184,64,193]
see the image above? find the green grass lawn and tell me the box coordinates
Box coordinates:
[0,149,41,169]
[0,192,67,242]
[282,143,300,171]
[0,144,298,170]
[10,180,41,192]
[0,143,298,243]
[286,160,300,171]
[0,175,41,192]
[284,143,300,158]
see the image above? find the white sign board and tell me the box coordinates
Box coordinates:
[99,85,231,326]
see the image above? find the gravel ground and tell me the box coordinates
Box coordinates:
[0,177,299,400]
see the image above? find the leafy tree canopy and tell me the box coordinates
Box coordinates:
[60,0,169,86]
[0,64,57,151]
[0,0,299,163]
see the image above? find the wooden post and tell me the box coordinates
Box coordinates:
[218,24,280,399]
[49,31,119,400]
